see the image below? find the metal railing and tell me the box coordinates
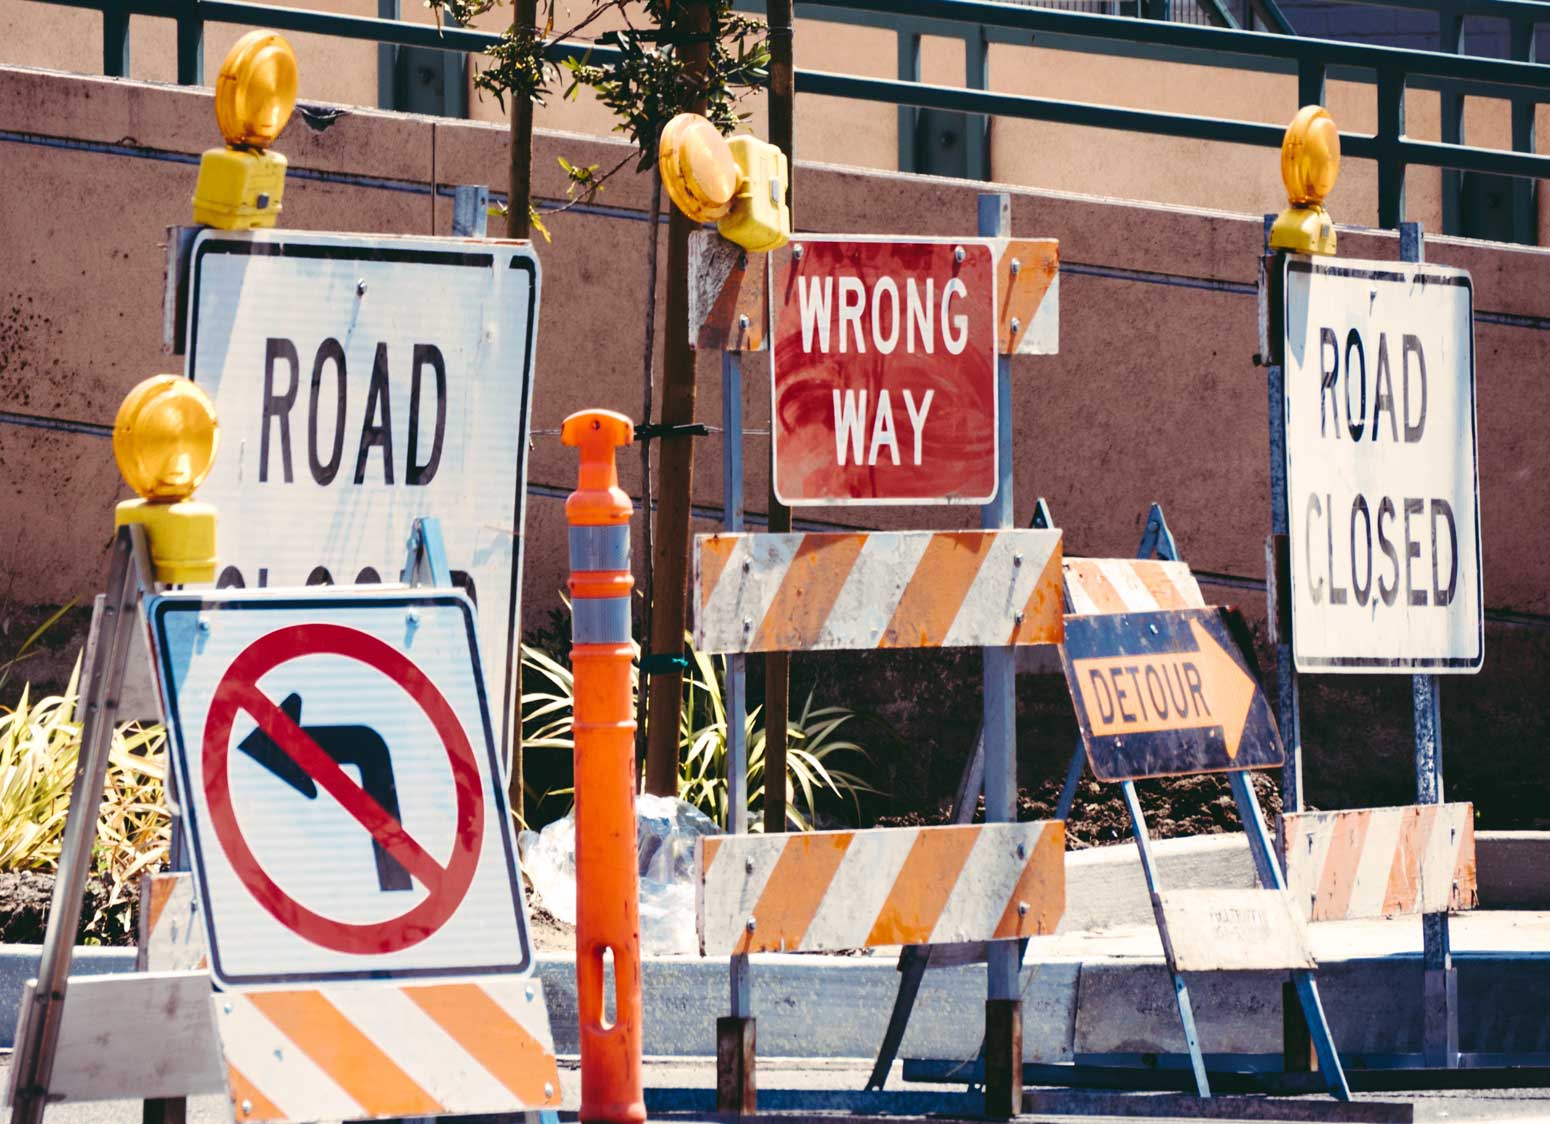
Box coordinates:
[32,0,1550,234]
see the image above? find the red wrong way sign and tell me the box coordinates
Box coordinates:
[150,591,532,988]
[772,238,998,506]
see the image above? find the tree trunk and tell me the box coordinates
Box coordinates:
[643,0,713,797]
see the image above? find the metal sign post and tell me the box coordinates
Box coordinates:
[1398,221,1458,1070]
[977,193,1022,1119]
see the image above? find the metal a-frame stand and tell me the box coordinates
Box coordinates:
[9,525,156,1124]
[867,500,1352,1103]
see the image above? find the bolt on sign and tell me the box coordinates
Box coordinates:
[1281,257,1482,672]
[1058,607,1284,782]
[184,230,540,753]
[149,590,532,986]
[772,237,998,505]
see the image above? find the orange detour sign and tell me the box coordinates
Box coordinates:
[1059,607,1283,782]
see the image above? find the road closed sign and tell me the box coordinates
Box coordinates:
[1282,258,1482,672]
[184,230,539,751]
[149,590,531,987]
[772,238,997,505]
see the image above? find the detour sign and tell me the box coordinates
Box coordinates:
[1059,607,1283,782]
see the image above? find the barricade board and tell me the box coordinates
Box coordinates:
[148,589,531,987]
[1154,889,1315,972]
[697,821,1065,955]
[1058,607,1283,781]
[693,529,1063,653]
[184,229,540,753]
[1280,802,1478,921]
[214,977,562,1121]
[1063,558,1205,615]
[1281,256,1482,673]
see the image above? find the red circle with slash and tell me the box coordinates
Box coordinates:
[202,623,484,954]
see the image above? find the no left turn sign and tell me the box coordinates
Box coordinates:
[150,591,532,988]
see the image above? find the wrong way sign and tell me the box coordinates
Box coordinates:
[1282,257,1482,672]
[149,590,531,988]
[184,229,539,753]
[772,237,998,506]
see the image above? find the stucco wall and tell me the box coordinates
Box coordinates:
[1,63,1548,823]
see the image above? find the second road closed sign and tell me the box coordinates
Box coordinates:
[1282,257,1483,673]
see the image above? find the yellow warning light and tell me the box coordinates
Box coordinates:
[659,112,791,253]
[1270,105,1340,256]
[193,30,297,230]
[113,376,220,584]
[215,30,298,149]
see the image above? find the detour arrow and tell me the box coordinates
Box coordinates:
[1059,606,1284,783]
[1071,619,1256,761]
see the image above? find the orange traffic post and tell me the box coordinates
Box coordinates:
[562,409,646,1124]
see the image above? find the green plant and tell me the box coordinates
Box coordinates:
[0,658,170,938]
[428,0,769,227]
[519,638,877,829]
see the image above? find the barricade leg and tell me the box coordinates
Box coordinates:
[562,410,646,1124]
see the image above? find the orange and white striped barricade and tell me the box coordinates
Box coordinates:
[686,197,1062,1119]
[691,524,1066,1114]
[1281,803,1478,924]
[1281,801,1478,1067]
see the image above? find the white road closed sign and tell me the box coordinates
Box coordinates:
[149,590,532,987]
[185,230,538,751]
[1282,257,1482,672]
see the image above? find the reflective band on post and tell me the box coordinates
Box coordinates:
[573,596,633,645]
[570,525,631,573]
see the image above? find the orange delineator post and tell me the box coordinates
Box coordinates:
[561,409,646,1124]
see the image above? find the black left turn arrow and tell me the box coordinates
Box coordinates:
[237,692,412,892]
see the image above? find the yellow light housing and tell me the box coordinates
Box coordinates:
[113,376,220,584]
[660,113,740,223]
[215,30,298,150]
[659,112,791,252]
[1270,105,1341,256]
[193,30,297,230]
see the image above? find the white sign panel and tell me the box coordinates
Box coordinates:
[1282,257,1482,672]
[185,229,538,751]
[149,590,532,988]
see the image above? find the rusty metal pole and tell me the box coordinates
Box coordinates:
[762,0,794,833]
[643,0,713,797]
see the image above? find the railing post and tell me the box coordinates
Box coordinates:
[965,26,990,180]
[1510,18,1537,246]
[1377,67,1406,229]
[896,28,921,174]
[377,0,400,109]
[176,0,204,85]
[1438,0,1464,237]
[1296,57,1325,109]
[102,0,130,77]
